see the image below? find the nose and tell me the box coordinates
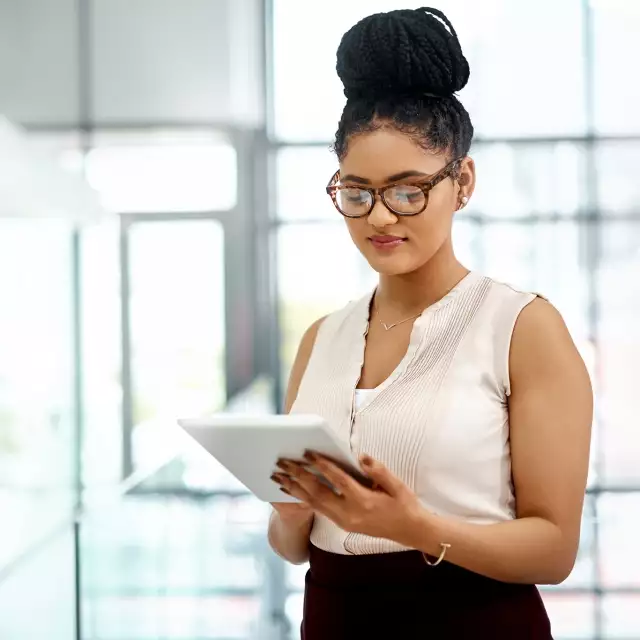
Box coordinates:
[367,195,398,227]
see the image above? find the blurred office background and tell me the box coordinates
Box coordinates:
[0,0,638,638]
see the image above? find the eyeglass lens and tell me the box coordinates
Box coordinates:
[336,184,426,217]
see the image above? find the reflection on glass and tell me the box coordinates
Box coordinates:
[128,220,226,472]
[272,0,585,141]
[85,130,237,213]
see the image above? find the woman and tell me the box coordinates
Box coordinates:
[268,7,592,639]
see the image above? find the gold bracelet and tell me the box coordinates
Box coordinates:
[422,543,451,567]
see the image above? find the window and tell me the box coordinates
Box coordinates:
[598,222,640,485]
[272,0,586,142]
[270,3,640,637]
[85,130,237,213]
[126,220,226,472]
[0,219,75,568]
[592,0,640,134]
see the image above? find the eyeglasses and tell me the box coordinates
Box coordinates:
[326,157,463,218]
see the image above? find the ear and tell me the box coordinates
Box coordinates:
[456,156,476,209]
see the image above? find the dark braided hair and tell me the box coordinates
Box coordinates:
[333,7,474,161]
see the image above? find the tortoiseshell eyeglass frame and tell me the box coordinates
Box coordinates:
[325,157,464,218]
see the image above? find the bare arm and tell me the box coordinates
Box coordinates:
[267,317,326,564]
[406,298,593,584]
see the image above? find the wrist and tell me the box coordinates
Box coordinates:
[403,504,443,555]
[273,508,314,532]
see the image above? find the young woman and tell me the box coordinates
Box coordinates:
[267,7,592,639]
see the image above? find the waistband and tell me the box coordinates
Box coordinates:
[308,544,527,593]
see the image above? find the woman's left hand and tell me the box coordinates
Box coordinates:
[273,452,426,545]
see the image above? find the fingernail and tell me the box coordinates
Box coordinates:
[303,450,317,462]
[279,488,291,495]
[276,459,291,470]
[360,454,372,467]
[270,473,281,483]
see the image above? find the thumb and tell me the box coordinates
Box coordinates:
[360,454,403,496]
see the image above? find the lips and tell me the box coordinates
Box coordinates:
[369,235,406,249]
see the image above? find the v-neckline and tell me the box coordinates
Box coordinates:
[352,271,479,410]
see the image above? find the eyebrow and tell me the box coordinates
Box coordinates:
[341,170,430,185]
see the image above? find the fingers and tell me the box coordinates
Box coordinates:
[273,458,341,507]
[271,470,313,503]
[359,454,403,497]
[303,451,367,497]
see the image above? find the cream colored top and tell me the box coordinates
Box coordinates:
[291,272,537,555]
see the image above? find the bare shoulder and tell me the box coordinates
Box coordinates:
[284,316,327,412]
[509,297,591,394]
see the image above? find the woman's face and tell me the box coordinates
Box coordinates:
[338,128,475,276]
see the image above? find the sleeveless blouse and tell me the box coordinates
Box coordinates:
[291,272,537,555]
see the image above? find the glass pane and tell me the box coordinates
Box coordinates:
[0,219,75,569]
[129,220,226,472]
[86,130,237,213]
[81,218,123,488]
[593,0,640,134]
[276,147,338,222]
[272,0,585,141]
[603,594,640,639]
[598,222,640,484]
[479,221,590,339]
[82,496,267,640]
[277,223,377,376]
[0,529,76,639]
[469,142,585,218]
[598,493,640,589]
[596,141,640,216]
[539,592,595,639]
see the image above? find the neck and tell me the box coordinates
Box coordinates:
[376,243,468,313]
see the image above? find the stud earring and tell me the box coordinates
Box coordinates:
[461,196,469,205]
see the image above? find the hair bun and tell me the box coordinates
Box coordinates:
[336,7,470,102]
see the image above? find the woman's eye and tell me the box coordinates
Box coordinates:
[343,189,367,203]
[392,186,423,202]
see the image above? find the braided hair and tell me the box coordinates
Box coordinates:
[333,7,474,161]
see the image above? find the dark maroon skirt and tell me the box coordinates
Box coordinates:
[301,544,553,639]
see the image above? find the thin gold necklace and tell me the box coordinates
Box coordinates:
[373,300,423,331]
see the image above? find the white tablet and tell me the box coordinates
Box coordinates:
[177,413,369,503]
